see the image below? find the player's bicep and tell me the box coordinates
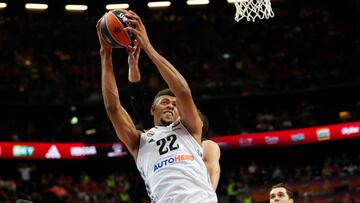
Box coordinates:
[177,92,202,139]
[204,141,221,163]
[203,141,221,173]
[203,141,221,191]
[107,105,140,156]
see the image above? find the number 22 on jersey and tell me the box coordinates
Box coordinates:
[156,134,179,155]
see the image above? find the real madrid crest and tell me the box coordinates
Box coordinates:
[146,130,155,137]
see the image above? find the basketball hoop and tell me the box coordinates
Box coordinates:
[233,0,274,22]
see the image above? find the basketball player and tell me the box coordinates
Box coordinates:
[127,41,221,191]
[96,10,217,203]
[269,183,294,203]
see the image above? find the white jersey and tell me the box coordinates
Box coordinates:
[136,120,218,203]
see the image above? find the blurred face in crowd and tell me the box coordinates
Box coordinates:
[270,187,293,203]
[151,95,179,126]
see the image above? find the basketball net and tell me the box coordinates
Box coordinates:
[234,0,274,22]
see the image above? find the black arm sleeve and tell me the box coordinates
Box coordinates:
[128,81,153,130]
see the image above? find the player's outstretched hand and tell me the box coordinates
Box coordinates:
[124,10,152,52]
[96,14,112,53]
[127,40,140,68]
[127,40,141,82]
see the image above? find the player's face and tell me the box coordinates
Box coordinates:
[269,188,293,203]
[151,95,179,126]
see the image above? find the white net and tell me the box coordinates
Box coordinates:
[234,0,274,22]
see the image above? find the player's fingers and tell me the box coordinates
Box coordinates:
[128,10,139,18]
[126,10,141,22]
[126,46,134,54]
[96,19,101,30]
[124,27,139,35]
[96,13,107,30]
[133,39,138,50]
[128,10,144,26]
[125,19,140,28]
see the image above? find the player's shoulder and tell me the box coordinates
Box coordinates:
[202,140,220,152]
[202,140,221,161]
[203,139,218,147]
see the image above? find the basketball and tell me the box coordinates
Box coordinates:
[100,10,134,48]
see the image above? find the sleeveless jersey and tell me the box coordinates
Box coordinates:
[136,120,218,203]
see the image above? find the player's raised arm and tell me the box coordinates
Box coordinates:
[124,11,203,143]
[127,40,141,83]
[127,41,153,130]
[96,17,140,158]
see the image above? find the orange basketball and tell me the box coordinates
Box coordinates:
[100,10,134,48]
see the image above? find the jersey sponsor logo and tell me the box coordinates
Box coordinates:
[153,154,195,172]
[196,149,203,158]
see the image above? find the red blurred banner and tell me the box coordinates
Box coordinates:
[0,142,127,159]
[0,121,359,159]
[211,121,360,149]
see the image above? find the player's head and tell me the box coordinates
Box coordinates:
[197,110,209,140]
[270,183,294,203]
[151,89,179,126]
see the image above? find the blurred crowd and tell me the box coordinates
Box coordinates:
[0,3,359,103]
[0,1,359,140]
[0,162,148,203]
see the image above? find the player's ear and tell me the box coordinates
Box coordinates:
[150,105,155,116]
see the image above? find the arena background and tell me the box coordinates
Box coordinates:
[0,0,359,202]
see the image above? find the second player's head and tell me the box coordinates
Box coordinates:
[269,183,294,203]
[198,110,209,139]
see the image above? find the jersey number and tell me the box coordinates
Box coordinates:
[156,134,179,155]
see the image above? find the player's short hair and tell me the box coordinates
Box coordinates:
[152,89,175,106]
[271,183,294,199]
[198,110,209,139]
